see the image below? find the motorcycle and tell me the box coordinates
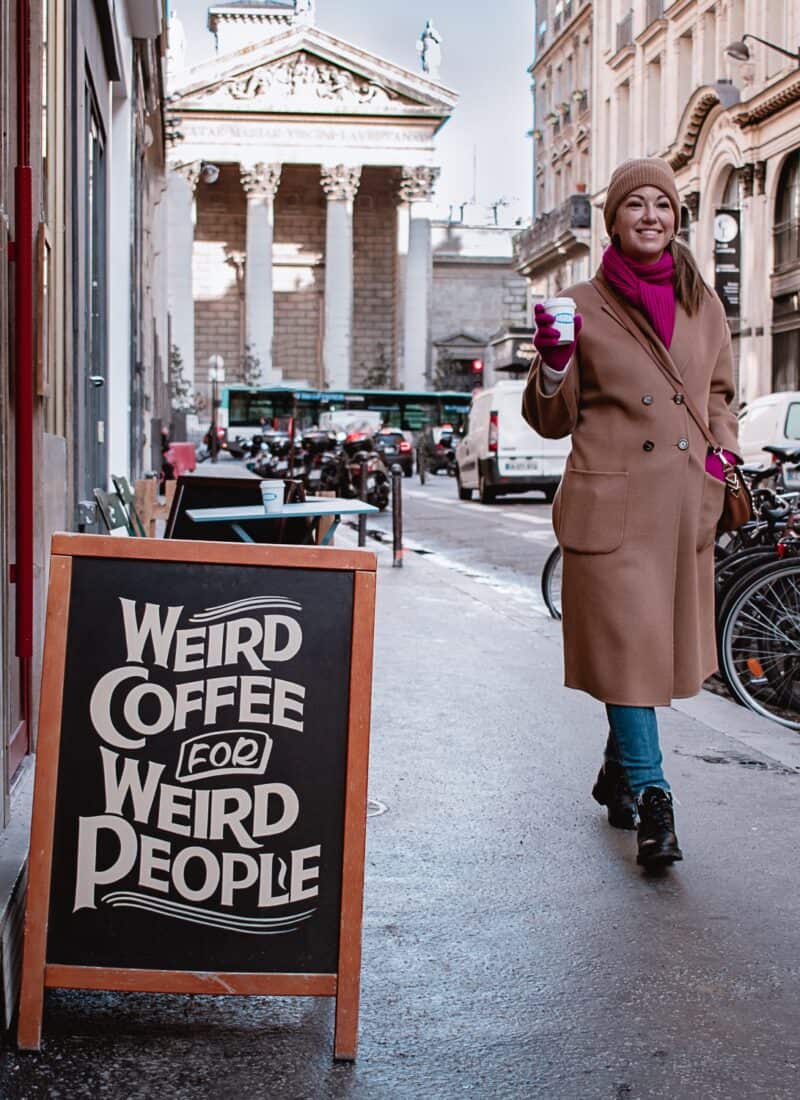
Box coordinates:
[342,433,390,511]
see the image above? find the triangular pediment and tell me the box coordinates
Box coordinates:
[173,25,457,118]
[435,332,486,348]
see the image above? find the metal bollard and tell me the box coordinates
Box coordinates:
[358,455,368,548]
[390,463,403,567]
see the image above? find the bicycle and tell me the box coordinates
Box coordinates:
[541,544,562,620]
[717,549,800,729]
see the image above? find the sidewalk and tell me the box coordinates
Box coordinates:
[2,530,800,1098]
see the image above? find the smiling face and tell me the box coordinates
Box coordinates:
[611,185,676,263]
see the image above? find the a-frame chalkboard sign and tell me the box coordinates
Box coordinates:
[18,534,377,1060]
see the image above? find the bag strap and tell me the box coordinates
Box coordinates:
[590,277,725,459]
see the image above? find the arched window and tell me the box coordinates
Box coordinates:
[774,150,800,272]
[721,167,741,209]
[678,205,691,243]
[772,150,800,390]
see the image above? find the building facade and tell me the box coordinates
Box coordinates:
[166,3,457,410]
[591,0,800,399]
[432,215,530,389]
[518,0,800,400]
[0,0,169,1023]
[515,0,593,300]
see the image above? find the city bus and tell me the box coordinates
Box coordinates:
[218,384,473,440]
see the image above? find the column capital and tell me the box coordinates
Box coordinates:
[321,164,362,202]
[170,160,203,191]
[241,162,282,201]
[399,166,440,203]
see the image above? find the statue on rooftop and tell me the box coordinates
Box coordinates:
[294,0,316,25]
[417,19,442,81]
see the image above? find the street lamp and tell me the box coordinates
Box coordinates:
[724,33,800,67]
[208,354,225,463]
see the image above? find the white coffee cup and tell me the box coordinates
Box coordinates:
[260,479,284,514]
[543,296,577,345]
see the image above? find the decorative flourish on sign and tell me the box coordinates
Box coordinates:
[220,53,398,107]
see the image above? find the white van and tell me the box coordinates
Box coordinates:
[737,391,800,464]
[455,379,569,503]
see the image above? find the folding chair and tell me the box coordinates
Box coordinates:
[93,489,131,537]
[111,474,147,536]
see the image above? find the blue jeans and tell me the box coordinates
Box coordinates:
[604,705,669,798]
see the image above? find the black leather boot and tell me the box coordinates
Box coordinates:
[592,759,637,830]
[636,787,683,868]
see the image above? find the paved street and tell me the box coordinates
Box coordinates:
[3,475,800,1098]
[355,471,558,610]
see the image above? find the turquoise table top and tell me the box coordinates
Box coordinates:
[185,498,380,523]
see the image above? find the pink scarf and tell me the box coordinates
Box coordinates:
[601,242,676,349]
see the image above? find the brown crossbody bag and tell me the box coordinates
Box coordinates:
[591,278,753,534]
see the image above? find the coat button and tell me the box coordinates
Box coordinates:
[673,393,685,405]
[677,438,689,450]
[642,394,654,406]
[643,440,655,452]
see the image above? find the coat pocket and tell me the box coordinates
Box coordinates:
[557,469,628,554]
[697,470,726,550]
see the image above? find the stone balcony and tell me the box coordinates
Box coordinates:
[514,194,591,277]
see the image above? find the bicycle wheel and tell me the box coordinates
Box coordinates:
[715,546,777,629]
[719,558,800,730]
[541,545,562,620]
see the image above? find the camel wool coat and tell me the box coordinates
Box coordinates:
[523,271,740,706]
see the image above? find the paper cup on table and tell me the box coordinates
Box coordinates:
[260,480,284,514]
[543,296,576,345]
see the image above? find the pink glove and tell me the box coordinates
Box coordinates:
[705,450,737,481]
[533,304,583,370]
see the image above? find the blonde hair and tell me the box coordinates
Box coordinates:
[669,237,710,315]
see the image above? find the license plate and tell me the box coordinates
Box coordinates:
[367,476,376,489]
[309,470,321,481]
[503,459,538,473]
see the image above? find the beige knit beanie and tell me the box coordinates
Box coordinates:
[603,157,681,236]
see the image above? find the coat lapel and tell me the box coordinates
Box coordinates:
[591,272,687,386]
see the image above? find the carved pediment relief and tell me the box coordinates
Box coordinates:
[186,51,418,112]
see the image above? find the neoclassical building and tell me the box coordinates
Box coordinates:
[167,2,457,403]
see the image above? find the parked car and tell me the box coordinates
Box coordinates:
[373,428,414,476]
[737,390,800,461]
[455,379,569,503]
[417,425,460,476]
[737,390,800,490]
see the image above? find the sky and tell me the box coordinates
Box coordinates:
[173,1,534,223]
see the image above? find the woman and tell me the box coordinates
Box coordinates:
[523,157,740,869]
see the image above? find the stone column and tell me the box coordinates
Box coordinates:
[167,161,201,389]
[321,165,361,390]
[399,166,440,391]
[240,163,282,384]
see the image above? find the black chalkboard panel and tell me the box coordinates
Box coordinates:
[19,535,377,1059]
[46,556,352,973]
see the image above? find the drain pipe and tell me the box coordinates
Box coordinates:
[14,0,34,730]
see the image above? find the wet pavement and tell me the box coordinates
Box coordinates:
[2,497,800,1098]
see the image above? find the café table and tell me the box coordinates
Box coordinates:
[184,497,380,545]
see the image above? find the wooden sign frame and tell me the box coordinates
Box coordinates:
[18,534,377,1060]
